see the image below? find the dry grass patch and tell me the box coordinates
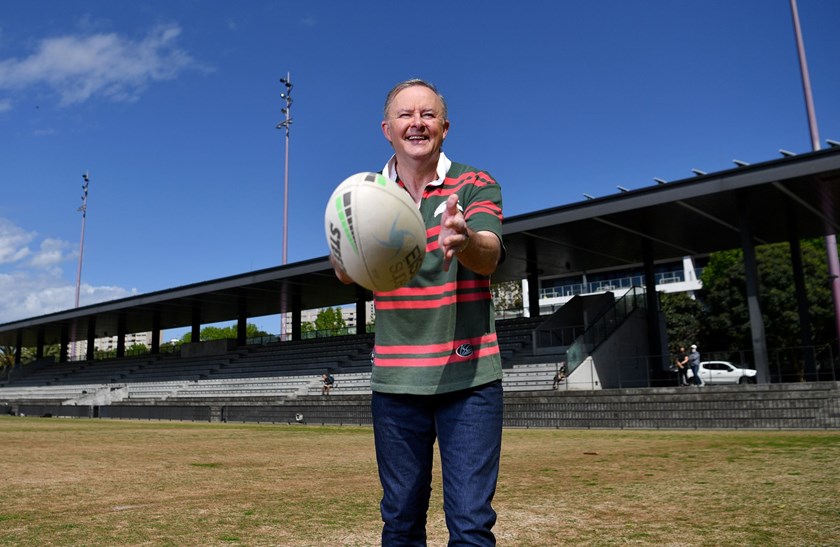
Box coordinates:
[0,417,837,546]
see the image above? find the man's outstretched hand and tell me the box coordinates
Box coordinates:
[439,194,470,272]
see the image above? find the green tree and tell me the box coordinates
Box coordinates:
[94,348,117,360]
[699,239,835,352]
[126,343,149,356]
[181,323,269,343]
[0,346,17,378]
[314,307,347,334]
[699,249,749,351]
[2,345,56,368]
[659,292,702,352]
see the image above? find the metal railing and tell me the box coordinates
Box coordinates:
[539,271,689,300]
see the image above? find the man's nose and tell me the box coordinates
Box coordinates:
[410,113,425,127]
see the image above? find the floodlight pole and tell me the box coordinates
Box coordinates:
[789,0,840,359]
[70,172,90,360]
[277,73,293,339]
[277,72,293,265]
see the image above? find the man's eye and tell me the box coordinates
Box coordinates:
[422,113,435,119]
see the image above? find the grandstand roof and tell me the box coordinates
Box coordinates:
[3,146,840,348]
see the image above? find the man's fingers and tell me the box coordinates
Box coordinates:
[447,193,459,211]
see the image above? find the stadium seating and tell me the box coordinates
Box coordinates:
[0,318,566,404]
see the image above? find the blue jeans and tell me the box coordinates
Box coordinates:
[371,380,503,546]
[690,363,702,385]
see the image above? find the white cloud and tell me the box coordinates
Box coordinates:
[0,218,34,264]
[28,238,69,269]
[0,23,203,107]
[0,217,137,323]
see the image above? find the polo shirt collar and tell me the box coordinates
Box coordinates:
[382,151,451,187]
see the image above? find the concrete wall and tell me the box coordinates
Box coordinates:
[565,309,650,390]
[10,382,839,429]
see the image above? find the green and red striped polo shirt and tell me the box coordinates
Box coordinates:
[371,154,504,395]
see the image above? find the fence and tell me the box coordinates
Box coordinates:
[694,345,837,383]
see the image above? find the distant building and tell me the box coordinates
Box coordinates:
[283,301,376,336]
[70,331,164,360]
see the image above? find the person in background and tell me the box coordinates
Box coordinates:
[553,362,567,389]
[675,346,690,386]
[688,344,703,386]
[321,371,334,396]
[330,78,505,546]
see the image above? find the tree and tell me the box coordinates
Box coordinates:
[0,346,16,378]
[699,239,835,353]
[181,323,269,343]
[126,343,149,356]
[699,249,750,351]
[659,292,702,352]
[94,348,117,360]
[314,307,347,334]
[1,345,56,368]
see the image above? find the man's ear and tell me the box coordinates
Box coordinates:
[381,120,392,144]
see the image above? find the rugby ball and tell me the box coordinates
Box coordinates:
[324,172,426,292]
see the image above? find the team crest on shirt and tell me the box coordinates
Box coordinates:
[455,343,474,357]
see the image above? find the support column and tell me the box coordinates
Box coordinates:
[36,330,44,360]
[237,315,247,346]
[643,241,667,374]
[191,307,201,343]
[86,317,96,361]
[15,331,22,365]
[151,311,161,355]
[292,290,302,341]
[235,293,248,346]
[738,192,770,383]
[116,314,126,358]
[526,238,540,318]
[356,286,368,335]
[60,324,69,363]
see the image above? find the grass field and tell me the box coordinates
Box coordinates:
[1,417,838,546]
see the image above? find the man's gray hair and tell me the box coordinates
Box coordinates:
[383,78,448,121]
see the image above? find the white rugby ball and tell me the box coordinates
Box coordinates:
[325,172,426,292]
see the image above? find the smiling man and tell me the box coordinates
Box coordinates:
[332,78,505,545]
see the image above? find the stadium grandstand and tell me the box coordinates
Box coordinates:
[2,147,840,429]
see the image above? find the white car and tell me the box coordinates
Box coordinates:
[697,361,757,385]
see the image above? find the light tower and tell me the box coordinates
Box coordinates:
[277,73,293,339]
[70,172,90,360]
[277,73,293,265]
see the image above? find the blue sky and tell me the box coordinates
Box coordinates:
[1,1,839,337]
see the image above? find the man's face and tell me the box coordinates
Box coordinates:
[381,85,449,164]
